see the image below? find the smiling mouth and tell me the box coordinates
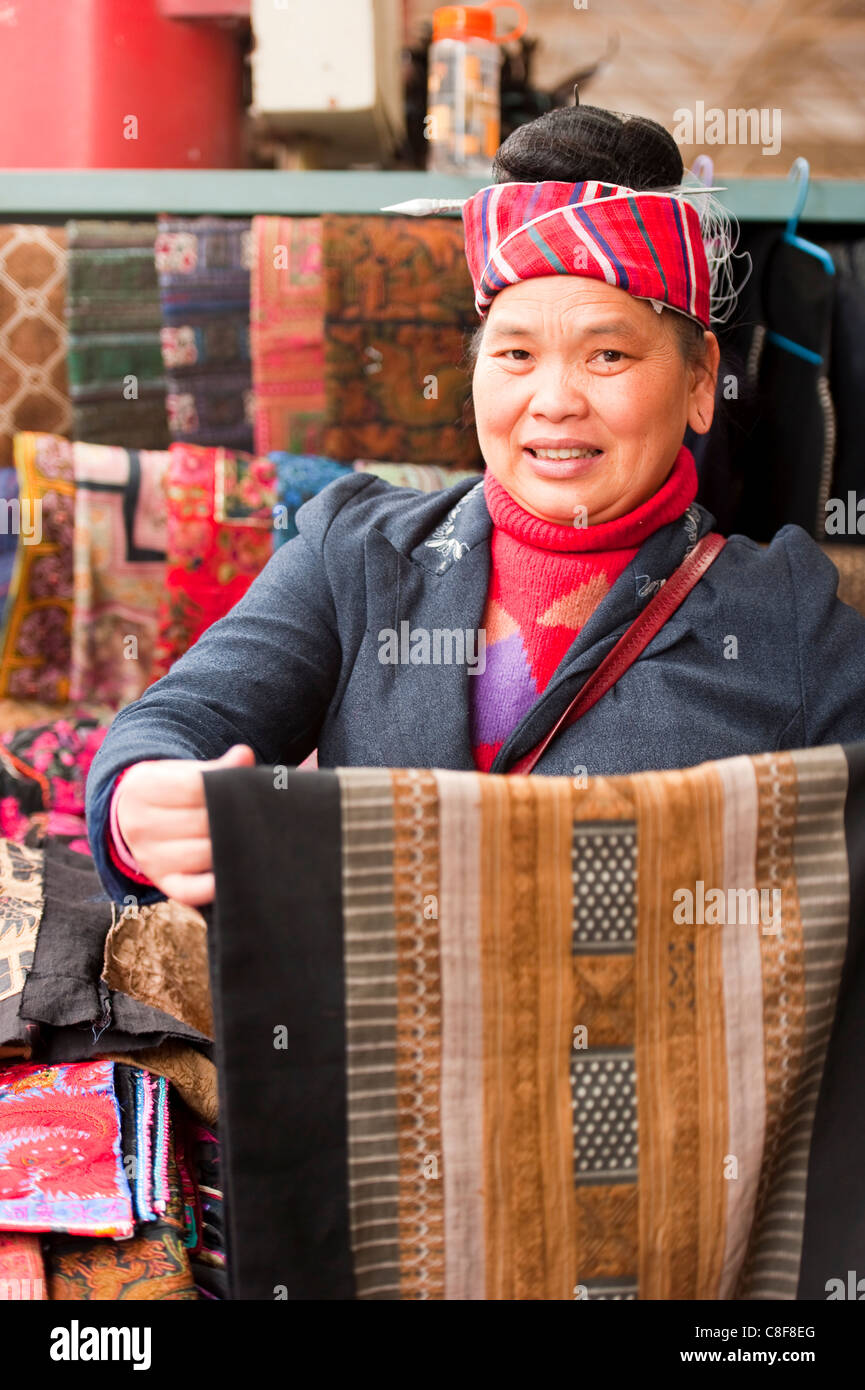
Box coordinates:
[525,446,604,460]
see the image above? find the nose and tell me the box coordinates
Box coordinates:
[527,358,591,421]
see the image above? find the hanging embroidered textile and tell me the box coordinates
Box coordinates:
[0,227,70,472]
[65,220,168,449]
[149,444,276,680]
[0,433,74,702]
[250,216,327,457]
[155,217,254,453]
[69,442,168,707]
[321,215,481,468]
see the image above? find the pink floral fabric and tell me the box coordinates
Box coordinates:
[0,714,110,854]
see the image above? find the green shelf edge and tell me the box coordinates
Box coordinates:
[0,170,862,222]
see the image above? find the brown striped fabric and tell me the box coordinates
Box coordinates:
[328,746,858,1299]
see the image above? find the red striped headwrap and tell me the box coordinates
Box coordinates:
[462,180,711,328]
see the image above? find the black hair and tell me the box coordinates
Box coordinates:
[491,102,684,189]
[465,104,708,370]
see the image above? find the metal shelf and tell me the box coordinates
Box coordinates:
[0,170,863,223]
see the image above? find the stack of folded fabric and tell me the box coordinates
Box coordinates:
[68,442,169,707]
[0,1059,221,1300]
[0,832,223,1299]
[148,444,278,682]
[270,453,351,548]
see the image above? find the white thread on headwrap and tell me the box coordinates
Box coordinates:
[668,174,753,327]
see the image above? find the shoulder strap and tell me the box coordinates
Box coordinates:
[506,531,728,776]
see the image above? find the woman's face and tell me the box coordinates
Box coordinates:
[472,275,720,526]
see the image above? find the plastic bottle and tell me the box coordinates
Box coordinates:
[426,3,528,175]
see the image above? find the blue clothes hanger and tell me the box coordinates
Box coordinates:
[784,158,835,273]
[765,158,835,366]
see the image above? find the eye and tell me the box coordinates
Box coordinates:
[499,348,532,361]
[594,349,626,364]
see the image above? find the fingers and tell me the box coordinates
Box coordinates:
[153,870,216,908]
[123,745,257,808]
[116,744,257,909]
[120,803,212,845]
[133,837,214,879]
[211,744,256,767]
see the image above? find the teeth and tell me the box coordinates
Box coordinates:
[531,447,601,460]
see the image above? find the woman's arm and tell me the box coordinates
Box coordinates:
[86,473,374,903]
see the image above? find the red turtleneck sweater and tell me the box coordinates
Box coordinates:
[470,444,698,771]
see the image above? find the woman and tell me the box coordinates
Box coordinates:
[85,105,865,908]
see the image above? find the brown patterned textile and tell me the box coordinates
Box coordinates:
[321,216,481,469]
[0,228,71,471]
[102,899,212,1039]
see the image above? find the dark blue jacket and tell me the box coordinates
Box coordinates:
[85,472,865,903]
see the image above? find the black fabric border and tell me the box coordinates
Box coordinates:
[201,765,353,1300]
[797,740,865,1299]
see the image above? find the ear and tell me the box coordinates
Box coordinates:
[687,331,721,435]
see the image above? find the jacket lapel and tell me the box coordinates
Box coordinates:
[362,481,492,769]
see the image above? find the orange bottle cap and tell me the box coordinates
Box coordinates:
[432,2,528,44]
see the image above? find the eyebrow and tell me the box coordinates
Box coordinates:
[486,319,639,341]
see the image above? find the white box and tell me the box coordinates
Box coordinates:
[251,0,405,164]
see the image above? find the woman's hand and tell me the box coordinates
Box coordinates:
[114,744,256,906]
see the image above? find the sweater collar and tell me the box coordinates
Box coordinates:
[483,444,699,553]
